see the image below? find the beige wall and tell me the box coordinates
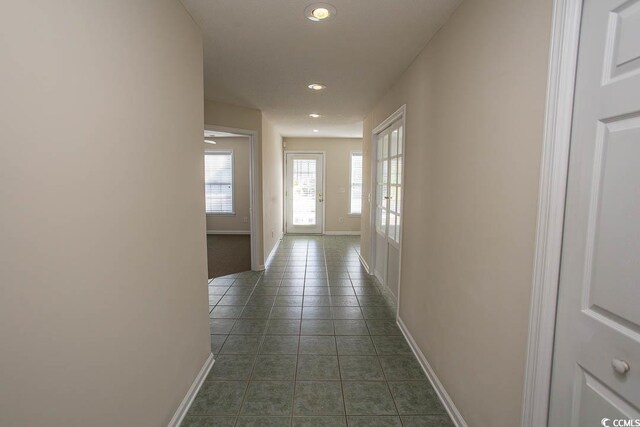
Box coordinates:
[204,100,266,265]
[361,0,552,426]
[0,1,210,426]
[262,117,284,259]
[284,138,362,233]
[205,137,251,233]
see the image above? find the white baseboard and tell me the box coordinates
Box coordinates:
[167,352,214,427]
[323,230,361,236]
[373,269,385,285]
[369,270,397,306]
[264,234,283,267]
[206,230,250,235]
[396,318,468,427]
[358,252,370,274]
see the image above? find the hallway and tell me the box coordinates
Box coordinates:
[187,236,452,426]
[2,1,583,425]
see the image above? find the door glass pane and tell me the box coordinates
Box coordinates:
[394,214,401,242]
[382,134,389,159]
[381,208,387,228]
[396,187,402,214]
[382,160,388,183]
[397,157,403,185]
[292,159,317,225]
[377,160,384,184]
[390,158,397,185]
[398,126,403,154]
[390,129,398,157]
[390,186,397,213]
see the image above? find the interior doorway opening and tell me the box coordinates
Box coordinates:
[203,126,259,277]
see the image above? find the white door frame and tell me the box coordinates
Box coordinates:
[204,124,261,271]
[369,104,407,312]
[283,150,327,234]
[521,0,583,425]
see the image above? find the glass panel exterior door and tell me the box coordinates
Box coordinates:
[286,153,324,234]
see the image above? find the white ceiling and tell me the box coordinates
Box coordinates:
[181,0,461,137]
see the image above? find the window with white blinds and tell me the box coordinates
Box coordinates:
[204,151,234,214]
[350,152,363,215]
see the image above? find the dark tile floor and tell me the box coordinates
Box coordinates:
[183,236,453,427]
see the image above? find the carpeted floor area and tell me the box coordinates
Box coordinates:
[207,234,251,279]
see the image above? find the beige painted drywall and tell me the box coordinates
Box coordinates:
[361,0,552,425]
[205,137,251,233]
[0,1,209,426]
[262,116,284,259]
[284,138,362,233]
[204,100,266,265]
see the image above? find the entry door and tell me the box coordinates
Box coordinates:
[285,153,324,234]
[373,119,403,298]
[549,0,640,424]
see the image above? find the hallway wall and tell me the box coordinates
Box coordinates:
[0,1,209,425]
[284,138,362,234]
[262,116,284,260]
[360,0,553,425]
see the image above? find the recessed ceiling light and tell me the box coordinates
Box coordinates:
[308,83,326,91]
[313,129,319,133]
[204,139,217,144]
[309,113,321,118]
[305,3,336,21]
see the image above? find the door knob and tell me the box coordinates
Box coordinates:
[612,358,630,375]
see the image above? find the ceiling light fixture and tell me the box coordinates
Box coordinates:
[313,129,320,133]
[309,113,321,118]
[304,3,336,21]
[204,139,217,144]
[308,83,326,91]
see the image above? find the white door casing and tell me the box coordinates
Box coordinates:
[549,0,640,425]
[285,152,324,234]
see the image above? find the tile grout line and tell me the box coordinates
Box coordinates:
[323,236,350,424]
[289,239,306,424]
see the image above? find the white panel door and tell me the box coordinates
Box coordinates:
[549,0,640,425]
[286,153,324,234]
[373,119,404,296]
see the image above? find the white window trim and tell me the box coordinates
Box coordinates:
[205,149,235,215]
[349,151,363,216]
